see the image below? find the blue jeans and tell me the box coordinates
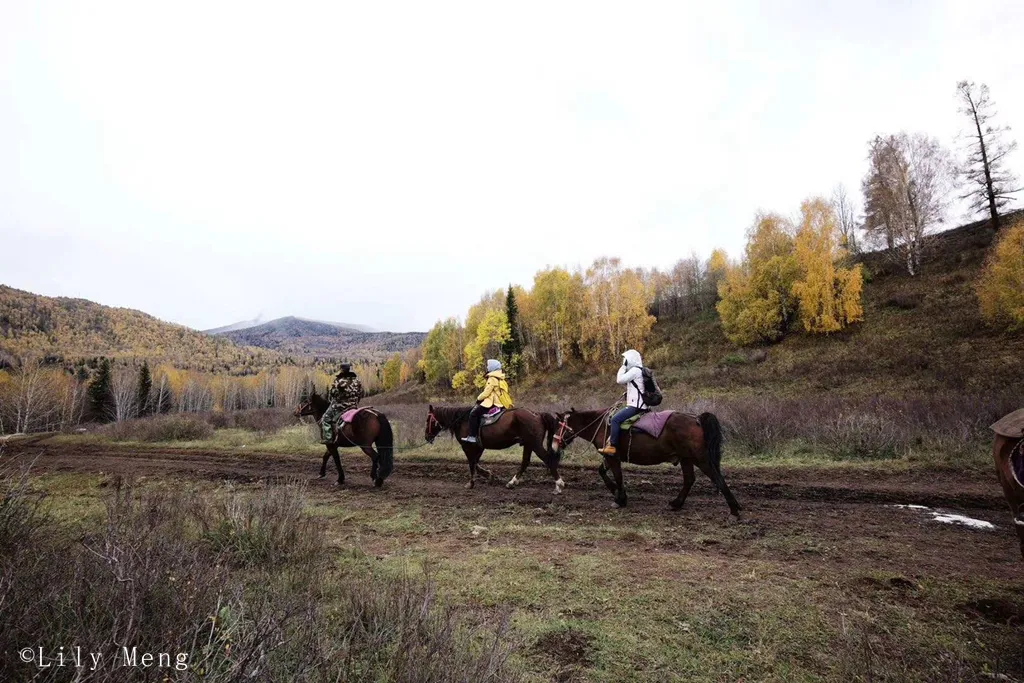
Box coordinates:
[609,406,644,447]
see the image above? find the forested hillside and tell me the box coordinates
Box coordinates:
[394,210,1024,406]
[0,286,276,372]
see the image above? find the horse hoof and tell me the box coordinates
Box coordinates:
[464,481,474,490]
[669,501,684,511]
[612,502,622,509]
[374,478,384,488]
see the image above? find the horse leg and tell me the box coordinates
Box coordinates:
[362,446,383,488]
[318,449,330,479]
[544,444,565,495]
[331,446,345,486]
[598,459,618,495]
[463,445,480,489]
[609,459,627,508]
[507,446,531,489]
[670,462,696,511]
[696,461,741,517]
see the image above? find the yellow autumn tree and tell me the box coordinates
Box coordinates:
[419,318,465,386]
[791,197,864,334]
[452,308,510,390]
[522,267,586,369]
[717,214,801,345]
[977,221,1024,330]
[382,354,402,391]
[580,258,656,362]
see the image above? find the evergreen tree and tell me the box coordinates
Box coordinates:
[88,358,113,422]
[136,362,152,416]
[501,285,524,378]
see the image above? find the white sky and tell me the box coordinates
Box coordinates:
[2,1,1022,332]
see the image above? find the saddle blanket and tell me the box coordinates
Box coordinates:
[626,410,677,439]
[341,407,374,423]
[991,409,1024,438]
[481,406,506,427]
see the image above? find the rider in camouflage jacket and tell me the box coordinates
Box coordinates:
[321,364,364,443]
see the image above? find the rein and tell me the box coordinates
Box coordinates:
[554,405,616,450]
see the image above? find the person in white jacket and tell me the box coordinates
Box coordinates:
[598,349,649,457]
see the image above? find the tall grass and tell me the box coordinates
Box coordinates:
[0,468,520,682]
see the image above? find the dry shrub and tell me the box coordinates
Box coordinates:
[0,473,520,682]
[101,414,215,442]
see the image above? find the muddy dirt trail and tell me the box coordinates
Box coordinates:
[4,438,1022,584]
[1,438,1008,510]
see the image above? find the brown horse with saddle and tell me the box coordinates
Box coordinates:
[552,406,741,516]
[991,409,1024,559]
[424,405,564,493]
[294,388,394,487]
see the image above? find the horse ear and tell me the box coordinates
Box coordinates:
[428,403,433,410]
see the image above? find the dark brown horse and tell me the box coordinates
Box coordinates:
[991,410,1024,559]
[424,405,564,493]
[294,388,394,487]
[552,407,740,516]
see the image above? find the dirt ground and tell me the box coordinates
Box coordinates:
[4,437,1023,681]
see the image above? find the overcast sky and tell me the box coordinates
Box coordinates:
[2,1,1022,332]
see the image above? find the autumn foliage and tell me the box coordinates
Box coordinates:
[977,221,1024,331]
[717,199,864,345]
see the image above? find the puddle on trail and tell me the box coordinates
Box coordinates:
[890,504,996,530]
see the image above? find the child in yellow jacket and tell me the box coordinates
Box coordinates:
[462,359,514,444]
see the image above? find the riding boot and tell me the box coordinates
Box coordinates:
[598,442,617,456]
[462,405,484,443]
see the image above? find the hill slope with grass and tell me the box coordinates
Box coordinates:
[382,213,1024,407]
[0,285,277,371]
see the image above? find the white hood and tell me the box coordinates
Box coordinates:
[617,349,647,409]
[622,349,643,370]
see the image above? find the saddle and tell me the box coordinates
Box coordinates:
[991,409,1024,439]
[480,406,506,428]
[619,410,691,440]
[341,406,375,425]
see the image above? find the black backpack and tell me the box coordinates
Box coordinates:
[634,367,663,407]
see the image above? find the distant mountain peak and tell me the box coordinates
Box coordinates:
[204,316,376,335]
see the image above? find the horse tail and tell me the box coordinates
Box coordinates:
[699,412,723,474]
[541,412,562,464]
[375,414,394,480]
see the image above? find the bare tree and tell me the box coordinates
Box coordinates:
[831,184,860,254]
[110,367,138,422]
[862,133,955,275]
[956,81,1021,229]
[2,359,63,433]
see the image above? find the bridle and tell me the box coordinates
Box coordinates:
[425,409,444,443]
[552,408,613,450]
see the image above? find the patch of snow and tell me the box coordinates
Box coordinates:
[930,513,995,530]
[891,504,996,530]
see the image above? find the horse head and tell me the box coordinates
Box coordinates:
[294,386,323,418]
[424,404,443,444]
[551,407,578,450]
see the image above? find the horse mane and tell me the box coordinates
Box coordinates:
[432,405,474,429]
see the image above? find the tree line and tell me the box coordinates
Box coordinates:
[415,80,1021,387]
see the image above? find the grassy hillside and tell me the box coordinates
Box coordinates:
[212,316,426,362]
[382,213,1024,407]
[0,285,277,371]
